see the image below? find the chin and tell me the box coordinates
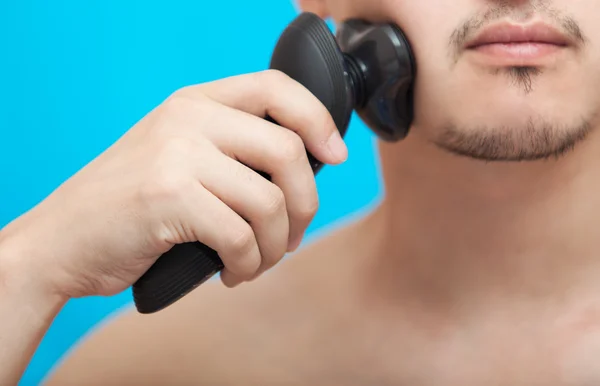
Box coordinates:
[457,68,592,130]
[416,76,596,162]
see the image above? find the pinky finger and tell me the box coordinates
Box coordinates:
[220,269,245,288]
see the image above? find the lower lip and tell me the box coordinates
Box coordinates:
[469,42,564,63]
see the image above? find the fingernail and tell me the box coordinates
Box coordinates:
[326,131,348,163]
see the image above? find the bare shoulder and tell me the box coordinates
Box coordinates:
[44,222,360,386]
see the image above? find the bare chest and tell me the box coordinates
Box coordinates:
[212,309,600,386]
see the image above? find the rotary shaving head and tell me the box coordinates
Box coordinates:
[337,19,416,142]
[270,12,416,142]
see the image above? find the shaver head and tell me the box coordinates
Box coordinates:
[269,12,415,143]
[337,19,416,142]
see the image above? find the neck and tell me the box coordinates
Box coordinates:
[357,126,600,311]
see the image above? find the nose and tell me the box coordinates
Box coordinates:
[487,0,532,5]
[484,0,542,20]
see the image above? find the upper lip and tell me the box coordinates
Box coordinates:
[465,22,571,49]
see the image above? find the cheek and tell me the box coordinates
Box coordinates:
[382,1,469,125]
[394,30,458,130]
[559,330,600,384]
[410,62,457,134]
[383,0,463,43]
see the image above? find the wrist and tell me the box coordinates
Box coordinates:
[0,221,68,311]
[0,222,66,385]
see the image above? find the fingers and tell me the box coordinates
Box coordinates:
[145,70,350,288]
[196,147,290,281]
[201,102,319,254]
[183,70,348,165]
[172,181,262,287]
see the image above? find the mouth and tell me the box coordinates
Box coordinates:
[465,22,572,64]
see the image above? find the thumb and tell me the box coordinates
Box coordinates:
[295,0,330,18]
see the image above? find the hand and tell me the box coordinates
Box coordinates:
[0,70,347,300]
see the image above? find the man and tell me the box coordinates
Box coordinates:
[2,0,600,384]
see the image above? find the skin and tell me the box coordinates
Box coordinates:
[2,0,600,384]
[0,70,347,385]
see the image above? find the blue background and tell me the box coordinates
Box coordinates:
[0,1,383,384]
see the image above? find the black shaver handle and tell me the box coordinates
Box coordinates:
[132,242,225,313]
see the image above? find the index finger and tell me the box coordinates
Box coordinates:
[188,70,348,165]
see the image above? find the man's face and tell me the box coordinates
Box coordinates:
[301,0,600,161]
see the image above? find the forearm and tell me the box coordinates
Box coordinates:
[0,228,66,385]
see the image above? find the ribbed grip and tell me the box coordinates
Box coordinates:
[133,243,224,313]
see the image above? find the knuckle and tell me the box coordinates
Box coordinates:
[303,106,335,142]
[247,70,289,98]
[162,88,210,120]
[262,69,289,84]
[142,172,188,203]
[275,133,306,164]
[297,195,320,222]
[163,92,194,116]
[260,186,286,218]
[161,137,196,158]
[139,155,190,204]
[224,224,261,277]
[227,224,257,257]
[260,70,333,134]
[137,138,206,208]
[170,85,203,101]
